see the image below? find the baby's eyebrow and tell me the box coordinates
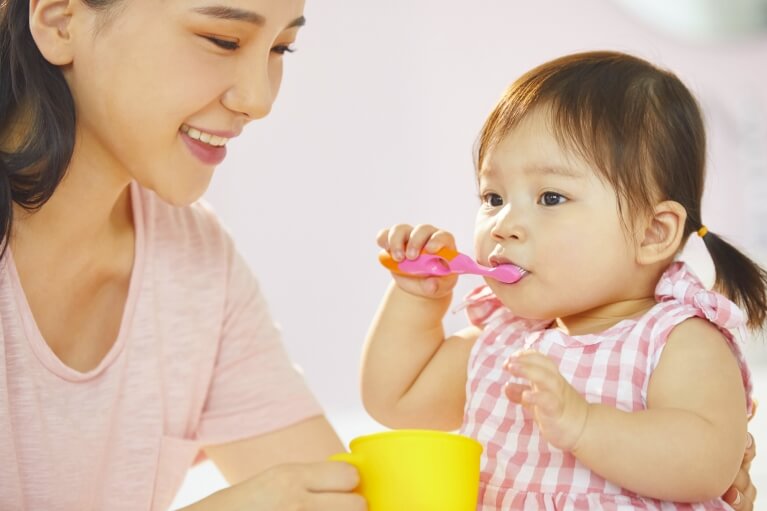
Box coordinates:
[525,165,584,179]
[478,165,584,180]
[192,6,306,29]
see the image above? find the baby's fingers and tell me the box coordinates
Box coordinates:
[521,388,561,415]
[406,225,455,259]
[504,382,562,415]
[377,224,455,262]
[505,382,531,404]
[378,224,415,261]
[506,353,561,392]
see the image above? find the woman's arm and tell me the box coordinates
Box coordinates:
[203,415,345,484]
[177,416,365,510]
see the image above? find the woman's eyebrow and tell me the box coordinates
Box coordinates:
[192,6,306,28]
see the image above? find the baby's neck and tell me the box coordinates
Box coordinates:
[554,297,657,336]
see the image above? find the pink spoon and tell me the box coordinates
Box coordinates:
[379,247,525,284]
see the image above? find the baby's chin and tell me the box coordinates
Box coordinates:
[488,285,555,320]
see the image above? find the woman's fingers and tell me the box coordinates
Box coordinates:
[722,486,756,511]
[742,432,755,471]
[298,461,361,492]
[722,433,757,510]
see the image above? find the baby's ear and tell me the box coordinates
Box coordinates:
[29,0,76,66]
[636,200,686,265]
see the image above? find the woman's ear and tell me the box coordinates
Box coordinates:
[636,200,687,265]
[29,0,75,66]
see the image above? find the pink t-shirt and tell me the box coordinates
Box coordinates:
[0,182,323,510]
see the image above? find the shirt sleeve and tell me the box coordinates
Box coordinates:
[195,244,323,446]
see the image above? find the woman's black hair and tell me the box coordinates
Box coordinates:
[0,0,113,257]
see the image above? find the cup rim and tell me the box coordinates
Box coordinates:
[349,429,483,451]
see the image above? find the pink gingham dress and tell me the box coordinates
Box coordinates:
[459,262,754,510]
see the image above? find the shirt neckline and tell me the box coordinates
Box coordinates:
[5,181,146,382]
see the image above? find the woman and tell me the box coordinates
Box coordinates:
[0,0,757,509]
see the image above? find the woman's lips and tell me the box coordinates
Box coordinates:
[180,131,227,166]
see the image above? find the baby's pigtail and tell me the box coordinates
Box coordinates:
[699,227,767,330]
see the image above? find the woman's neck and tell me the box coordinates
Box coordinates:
[10,151,134,262]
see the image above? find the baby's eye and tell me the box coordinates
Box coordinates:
[482,193,504,207]
[539,191,567,206]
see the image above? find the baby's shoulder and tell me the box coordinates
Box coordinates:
[663,316,731,354]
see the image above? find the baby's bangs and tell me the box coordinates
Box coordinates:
[545,94,657,224]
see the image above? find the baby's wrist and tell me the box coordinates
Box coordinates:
[395,283,453,303]
[568,402,591,455]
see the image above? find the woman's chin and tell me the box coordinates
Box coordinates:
[151,180,210,207]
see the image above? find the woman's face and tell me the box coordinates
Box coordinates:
[64,0,305,205]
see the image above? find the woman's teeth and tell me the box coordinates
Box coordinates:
[180,124,228,147]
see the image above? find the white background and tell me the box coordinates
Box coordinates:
[175,0,767,506]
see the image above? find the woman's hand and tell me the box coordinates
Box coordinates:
[180,461,366,511]
[722,431,756,509]
[377,223,459,299]
[723,399,758,510]
[504,350,589,451]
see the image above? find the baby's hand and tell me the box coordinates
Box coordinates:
[377,223,459,299]
[505,350,589,452]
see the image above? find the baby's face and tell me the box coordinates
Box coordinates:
[473,107,641,324]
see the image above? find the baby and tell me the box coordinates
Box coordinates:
[361,51,763,509]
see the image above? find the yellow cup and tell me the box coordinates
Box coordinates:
[330,429,482,511]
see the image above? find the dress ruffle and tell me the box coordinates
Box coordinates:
[462,285,505,327]
[655,261,746,330]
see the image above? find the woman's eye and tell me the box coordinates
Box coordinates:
[539,191,567,206]
[271,44,297,55]
[202,36,240,51]
[482,193,504,207]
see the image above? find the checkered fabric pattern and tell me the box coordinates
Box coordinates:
[459,262,753,510]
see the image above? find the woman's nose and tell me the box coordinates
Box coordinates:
[222,60,277,120]
[490,204,526,241]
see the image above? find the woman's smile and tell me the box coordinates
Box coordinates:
[180,123,231,165]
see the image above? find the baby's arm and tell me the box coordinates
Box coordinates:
[361,224,479,430]
[507,317,747,502]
